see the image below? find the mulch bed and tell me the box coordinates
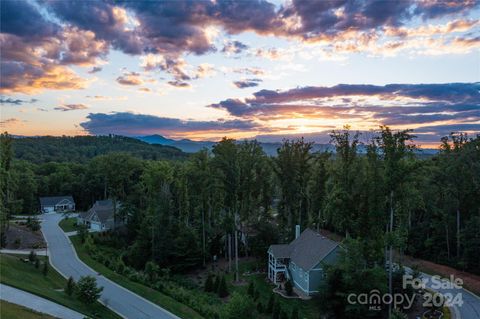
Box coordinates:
[5,223,46,249]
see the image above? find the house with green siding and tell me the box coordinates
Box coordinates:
[268,226,340,295]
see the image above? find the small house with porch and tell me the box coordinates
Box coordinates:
[268,226,340,295]
[40,196,75,213]
[77,199,122,231]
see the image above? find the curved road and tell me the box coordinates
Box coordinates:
[41,213,179,319]
[420,272,480,319]
[0,283,84,319]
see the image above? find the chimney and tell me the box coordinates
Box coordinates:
[295,225,300,239]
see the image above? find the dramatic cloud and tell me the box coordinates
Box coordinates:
[209,83,480,137]
[54,104,89,112]
[0,0,58,38]
[80,112,259,136]
[116,72,143,86]
[233,79,263,88]
[2,0,479,93]
[0,98,38,105]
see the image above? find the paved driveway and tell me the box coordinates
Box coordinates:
[41,213,179,319]
[0,283,84,319]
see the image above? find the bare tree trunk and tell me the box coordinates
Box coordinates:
[456,208,460,258]
[202,209,206,267]
[228,233,232,273]
[113,197,117,231]
[446,223,450,259]
[235,229,239,282]
[104,179,107,199]
[388,190,394,318]
[408,210,412,230]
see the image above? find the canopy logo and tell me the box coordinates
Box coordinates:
[347,274,464,311]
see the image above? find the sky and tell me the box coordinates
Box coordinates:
[0,0,479,148]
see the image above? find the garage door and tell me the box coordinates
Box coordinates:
[43,206,54,213]
[91,223,101,231]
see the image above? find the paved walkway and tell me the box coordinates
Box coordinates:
[0,283,84,319]
[41,213,179,319]
[0,249,48,256]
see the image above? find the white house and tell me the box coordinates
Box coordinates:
[39,196,75,213]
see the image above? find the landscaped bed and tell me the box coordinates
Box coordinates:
[0,253,120,319]
[4,223,45,250]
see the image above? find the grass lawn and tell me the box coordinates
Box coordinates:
[0,300,55,319]
[70,236,204,319]
[58,217,77,232]
[0,253,120,319]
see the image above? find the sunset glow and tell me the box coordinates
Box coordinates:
[1,0,479,147]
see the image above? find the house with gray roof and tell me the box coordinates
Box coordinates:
[39,196,75,213]
[77,199,123,231]
[268,226,340,295]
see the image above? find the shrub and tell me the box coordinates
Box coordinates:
[204,274,214,292]
[27,218,40,231]
[222,292,254,319]
[267,294,275,313]
[217,275,229,298]
[254,288,260,300]
[144,261,159,281]
[272,301,280,319]
[83,235,96,254]
[279,309,288,319]
[116,257,126,274]
[28,250,36,262]
[65,276,76,296]
[247,281,255,297]
[213,275,220,292]
[42,260,48,276]
[285,280,293,296]
[75,276,103,305]
[78,225,88,244]
[257,302,264,314]
[34,258,40,269]
[291,306,299,319]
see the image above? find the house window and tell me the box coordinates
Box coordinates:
[299,268,303,278]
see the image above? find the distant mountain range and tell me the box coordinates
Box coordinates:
[135,135,438,156]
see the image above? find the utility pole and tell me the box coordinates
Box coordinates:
[234,212,239,282]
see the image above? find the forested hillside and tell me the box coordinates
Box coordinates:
[1,128,479,317]
[12,135,187,163]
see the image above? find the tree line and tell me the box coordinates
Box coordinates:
[1,128,478,277]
